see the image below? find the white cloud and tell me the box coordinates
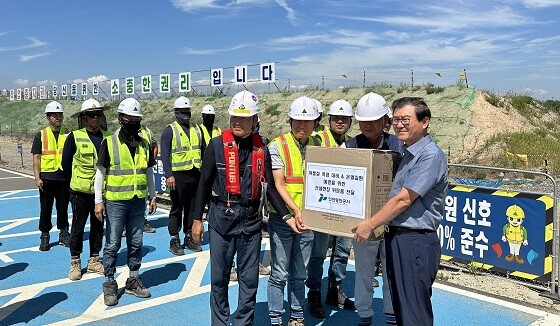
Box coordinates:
[170,0,220,11]
[87,75,109,82]
[521,87,548,96]
[274,0,297,25]
[520,0,560,8]
[19,51,50,62]
[181,43,253,55]
[71,78,86,84]
[0,37,47,52]
[37,79,57,86]
[13,79,29,87]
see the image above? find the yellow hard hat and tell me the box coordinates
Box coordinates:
[506,205,525,219]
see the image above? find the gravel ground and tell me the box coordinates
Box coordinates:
[2,135,560,317]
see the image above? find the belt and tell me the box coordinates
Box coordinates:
[213,194,255,206]
[388,226,435,234]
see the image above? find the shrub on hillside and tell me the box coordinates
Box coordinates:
[265,103,281,116]
[425,83,445,94]
[484,92,502,108]
[543,99,560,113]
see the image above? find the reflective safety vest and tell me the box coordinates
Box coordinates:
[199,124,222,143]
[70,128,110,194]
[105,133,149,201]
[169,121,202,171]
[40,126,68,172]
[140,126,155,145]
[272,132,321,214]
[319,128,350,148]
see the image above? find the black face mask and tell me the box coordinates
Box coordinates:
[175,112,191,125]
[121,120,141,136]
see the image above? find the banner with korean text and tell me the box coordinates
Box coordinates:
[440,185,553,283]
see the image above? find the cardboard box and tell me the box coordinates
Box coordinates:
[303,147,399,239]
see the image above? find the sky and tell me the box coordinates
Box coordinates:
[1,0,559,99]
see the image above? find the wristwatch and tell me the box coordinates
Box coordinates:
[282,214,293,222]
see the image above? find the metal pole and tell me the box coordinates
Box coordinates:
[363,70,366,88]
[411,69,414,87]
[464,69,469,88]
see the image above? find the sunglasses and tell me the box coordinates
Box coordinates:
[85,111,103,118]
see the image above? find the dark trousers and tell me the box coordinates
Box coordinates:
[209,226,261,326]
[168,172,198,237]
[385,230,440,326]
[69,191,104,257]
[38,179,70,233]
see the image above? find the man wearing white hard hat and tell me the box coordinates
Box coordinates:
[313,99,327,134]
[191,90,287,325]
[62,98,110,281]
[94,98,157,306]
[31,101,71,251]
[267,96,321,326]
[200,104,222,143]
[343,92,401,326]
[160,96,205,255]
[306,98,355,318]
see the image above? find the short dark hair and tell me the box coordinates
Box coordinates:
[391,97,431,121]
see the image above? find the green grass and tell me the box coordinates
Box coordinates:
[425,83,445,94]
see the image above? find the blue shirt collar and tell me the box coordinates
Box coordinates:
[403,134,432,157]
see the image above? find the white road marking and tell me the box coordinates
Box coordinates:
[0,168,34,178]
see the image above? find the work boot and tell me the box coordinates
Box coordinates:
[325,283,355,310]
[372,277,379,288]
[59,230,70,247]
[143,219,156,233]
[307,289,325,318]
[39,232,50,251]
[103,280,118,306]
[230,266,238,282]
[514,255,525,264]
[288,318,305,326]
[184,235,202,252]
[87,256,104,275]
[68,258,82,281]
[125,276,151,298]
[169,238,184,256]
[259,263,271,275]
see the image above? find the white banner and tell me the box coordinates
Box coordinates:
[160,74,170,93]
[111,79,119,96]
[178,72,191,92]
[126,77,134,95]
[61,84,68,97]
[141,75,152,94]
[31,87,37,99]
[40,86,46,99]
[211,68,223,87]
[234,65,247,84]
[261,62,275,83]
[9,89,14,101]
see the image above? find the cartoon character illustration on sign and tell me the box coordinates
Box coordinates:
[501,204,528,264]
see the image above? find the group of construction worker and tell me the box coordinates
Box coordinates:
[34,89,447,326]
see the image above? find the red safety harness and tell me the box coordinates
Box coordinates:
[222,129,265,201]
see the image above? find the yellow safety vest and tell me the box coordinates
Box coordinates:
[40,126,67,172]
[319,128,350,148]
[505,225,526,244]
[169,121,202,171]
[105,133,149,201]
[272,132,321,214]
[70,128,110,194]
[140,126,155,145]
[199,124,222,143]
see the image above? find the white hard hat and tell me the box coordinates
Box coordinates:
[314,99,324,113]
[117,98,143,117]
[288,96,320,120]
[174,96,191,109]
[45,101,64,114]
[202,104,215,115]
[228,90,259,117]
[355,92,390,121]
[71,98,108,118]
[328,99,353,117]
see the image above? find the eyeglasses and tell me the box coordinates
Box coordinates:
[392,116,412,126]
[85,111,103,118]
